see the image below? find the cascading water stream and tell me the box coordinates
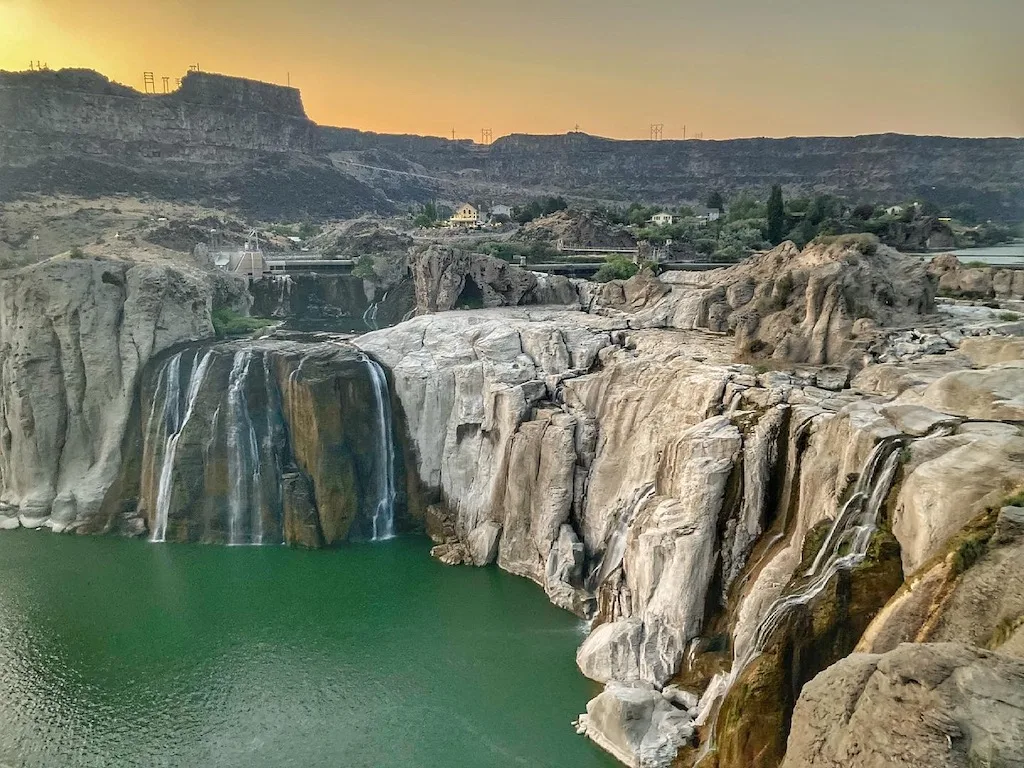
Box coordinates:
[150,349,215,543]
[361,354,397,541]
[692,435,907,762]
[226,350,264,546]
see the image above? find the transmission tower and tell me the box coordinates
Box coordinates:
[161,76,170,93]
[650,123,664,140]
[143,72,156,93]
[481,128,493,145]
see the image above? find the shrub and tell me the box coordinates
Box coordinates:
[69,246,85,259]
[593,256,639,283]
[212,308,275,338]
[353,254,376,280]
[813,233,879,255]
[998,312,1021,322]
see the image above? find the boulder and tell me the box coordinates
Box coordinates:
[467,521,501,566]
[782,644,1024,768]
[576,681,694,768]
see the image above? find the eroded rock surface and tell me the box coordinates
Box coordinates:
[782,644,1024,768]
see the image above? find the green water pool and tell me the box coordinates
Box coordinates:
[0,532,617,768]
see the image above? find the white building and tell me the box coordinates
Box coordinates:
[490,204,513,219]
[886,205,904,216]
[694,208,722,226]
[446,203,482,228]
[649,212,675,226]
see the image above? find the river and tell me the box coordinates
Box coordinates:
[0,533,617,768]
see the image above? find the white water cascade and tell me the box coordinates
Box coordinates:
[226,350,265,545]
[362,354,397,541]
[150,349,215,543]
[692,435,907,761]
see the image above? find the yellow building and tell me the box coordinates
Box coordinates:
[446,203,481,228]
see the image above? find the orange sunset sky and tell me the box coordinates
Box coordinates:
[2,0,1022,140]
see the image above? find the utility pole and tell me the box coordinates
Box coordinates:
[451,128,456,141]
[683,125,686,140]
[287,72,290,86]
[143,72,156,93]
[161,76,170,93]
[481,128,492,145]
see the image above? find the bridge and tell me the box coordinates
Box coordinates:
[216,247,725,280]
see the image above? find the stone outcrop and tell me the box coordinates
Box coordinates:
[411,245,578,314]
[512,209,636,250]
[782,643,1024,768]
[587,240,934,366]
[928,253,1024,300]
[355,275,1024,768]
[0,257,215,531]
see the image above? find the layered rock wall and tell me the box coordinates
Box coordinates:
[0,258,215,531]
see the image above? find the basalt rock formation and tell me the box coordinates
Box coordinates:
[126,339,413,545]
[1,241,1022,768]
[356,240,1024,768]
[782,643,1024,768]
[928,253,1024,300]
[411,245,578,313]
[0,257,216,531]
[0,69,390,218]
[586,240,934,366]
[511,210,636,250]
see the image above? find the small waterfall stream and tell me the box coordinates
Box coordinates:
[226,350,265,546]
[362,354,397,541]
[692,435,907,761]
[150,349,215,543]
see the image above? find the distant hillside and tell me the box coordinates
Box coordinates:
[2,68,1021,220]
[326,129,1024,220]
[0,69,393,219]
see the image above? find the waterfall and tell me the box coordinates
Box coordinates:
[226,350,265,546]
[693,436,905,760]
[362,290,388,331]
[362,355,397,541]
[150,349,215,543]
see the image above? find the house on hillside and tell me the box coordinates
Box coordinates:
[886,205,905,217]
[490,204,513,219]
[694,208,722,226]
[446,203,482,228]
[650,212,675,226]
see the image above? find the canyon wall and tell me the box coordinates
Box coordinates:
[0,257,216,531]
[356,242,1024,767]
[0,69,389,218]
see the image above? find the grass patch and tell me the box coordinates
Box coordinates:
[988,614,1024,650]
[998,311,1020,322]
[946,507,1000,576]
[212,308,275,338]
[1004,488,1024,508]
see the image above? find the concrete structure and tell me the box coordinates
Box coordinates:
[650,212,675,226]
[490,204,513,219]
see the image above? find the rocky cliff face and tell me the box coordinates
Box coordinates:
[587,240,934,367]
[1,243,1021,768]
[329,129,1024,219]
[928,253,1024,300]
[0,69,390,218]
[355,240,1024,767]
[0,257,215,531]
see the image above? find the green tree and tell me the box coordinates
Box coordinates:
[706,190,725,213]
[766,185,786,245]
[593,256,640,283]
